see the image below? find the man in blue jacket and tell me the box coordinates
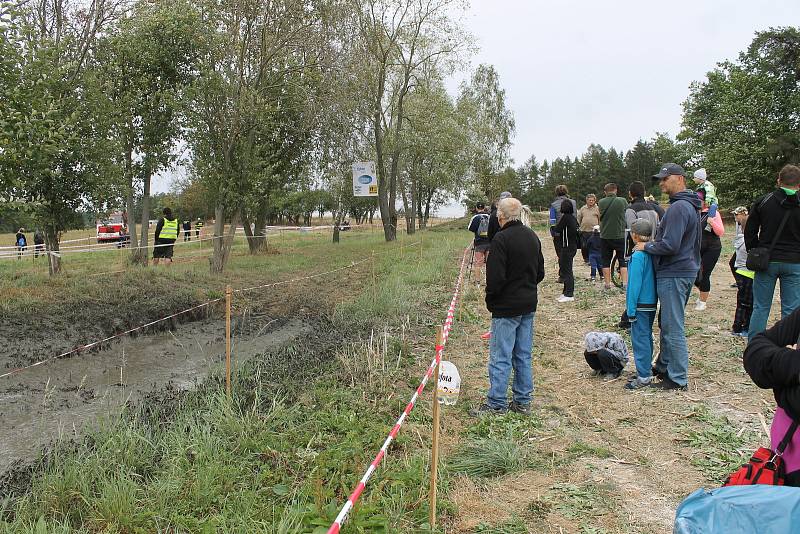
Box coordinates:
[634,163,701,390]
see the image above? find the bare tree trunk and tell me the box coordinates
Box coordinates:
[124,139,138,256]
[243,211,268,253]
[210,205,240,273]
[133,162,152,265]
[44,225,61,275]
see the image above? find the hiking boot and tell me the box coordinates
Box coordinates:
[469,403,507,417]
[509,401,531,416]
[652,377,688,391]
[624,376,652,390]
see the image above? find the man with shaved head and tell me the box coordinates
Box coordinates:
[472,197,545,416]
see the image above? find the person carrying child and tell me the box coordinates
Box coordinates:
[731,206,754,337]
[585,225,602,283]
[583,331,629,378]
[624,219,658,390]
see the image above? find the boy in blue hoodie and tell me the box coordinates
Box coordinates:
[624,219,658,390]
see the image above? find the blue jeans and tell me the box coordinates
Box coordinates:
[589,253,602,278]
[748,262,800,340]
[630,309,656,379]
[654,277,694,386]
[487,313,535,409]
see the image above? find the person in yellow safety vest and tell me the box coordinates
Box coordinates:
[153,207,179,266]
[195,218,204,239]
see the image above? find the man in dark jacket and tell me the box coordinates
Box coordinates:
[472,197,545,416]
[745,164,800,340]
[487,191,511,241]
[635,163,701,390]
[467,202,491,282]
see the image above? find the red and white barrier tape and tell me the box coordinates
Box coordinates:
[327,245,469,534]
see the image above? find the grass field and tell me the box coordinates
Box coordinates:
[0,220,787,533]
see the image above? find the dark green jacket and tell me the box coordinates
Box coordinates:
[598,194,628,240]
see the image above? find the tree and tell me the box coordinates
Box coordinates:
[351,0,471,241]
[0,0,126,275]
[98,0,207,264]
[458,64,515,200]
[681,27,800,204]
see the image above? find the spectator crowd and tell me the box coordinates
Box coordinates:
[467,163,800,485]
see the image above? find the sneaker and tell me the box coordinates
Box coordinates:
[730,283,738,288]
[557,295,575,303]
[617,320,631,330]
[652,377,688,391]
[590,277,596,283]
[469,403,507,417]
[480,331,491,340]
[730,331,748,338]
[509,401,531,415]
[590,369,602,377]
[624,376,652,390]
[694,300,707,311]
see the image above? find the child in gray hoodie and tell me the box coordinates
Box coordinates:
[584,331,629,378]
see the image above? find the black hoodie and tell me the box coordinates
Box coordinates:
[745,188,800,263]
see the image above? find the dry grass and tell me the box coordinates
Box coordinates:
[440,223,779,534]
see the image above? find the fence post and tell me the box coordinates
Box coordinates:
[429,326,444,529]
[225,284,232,397]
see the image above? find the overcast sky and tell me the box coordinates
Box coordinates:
[455,0,799,167]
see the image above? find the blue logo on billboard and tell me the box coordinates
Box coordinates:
[358,174,372,184]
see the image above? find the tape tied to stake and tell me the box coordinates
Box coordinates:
[327,244,470,534]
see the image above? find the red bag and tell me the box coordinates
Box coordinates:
[723,421,797,486]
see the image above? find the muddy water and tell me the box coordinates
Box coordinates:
[0,315,311,473]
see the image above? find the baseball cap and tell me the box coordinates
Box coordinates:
[630,218,653,237]
[693,168,707,181]
[652,163,686,180]
[476,202,485,210]
[499,191,512,199]
[730,206,748,215]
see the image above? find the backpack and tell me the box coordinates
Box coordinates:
[476,214,489,238]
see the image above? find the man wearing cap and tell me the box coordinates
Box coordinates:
[692,168,718,208]
[487,191,512,241]
[467,202,491,282]
[745,164,800,339]
[634,163,701,390]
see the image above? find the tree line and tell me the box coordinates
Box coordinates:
[0,0,515,274]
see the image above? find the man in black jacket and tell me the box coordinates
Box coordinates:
[745,164,800,339]
[487,191,512,241]
[472,197,545,416]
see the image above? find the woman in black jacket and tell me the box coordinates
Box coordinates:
[743,308,800,485]
[554,199,579,303]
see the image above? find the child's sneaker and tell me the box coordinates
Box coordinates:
[694,300,707,311]
[624,376,652,390]
[557,295,575,303]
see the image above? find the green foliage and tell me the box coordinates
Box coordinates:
[681,27,800,204]
[675,407,751,482]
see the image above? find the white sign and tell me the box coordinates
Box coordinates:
[352,161,378,197]
[437,361,461,405]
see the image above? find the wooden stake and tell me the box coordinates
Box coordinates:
[371,250,376,304]
[225,284,232,397]
[429,326,444,529]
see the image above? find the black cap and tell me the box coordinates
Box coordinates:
[476,202,485,210]
[652,163,686,180]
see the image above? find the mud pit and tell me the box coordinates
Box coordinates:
[0,313,312,474]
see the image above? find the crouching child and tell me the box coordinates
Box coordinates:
[624,219,657,390]
[584,331,628,378]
